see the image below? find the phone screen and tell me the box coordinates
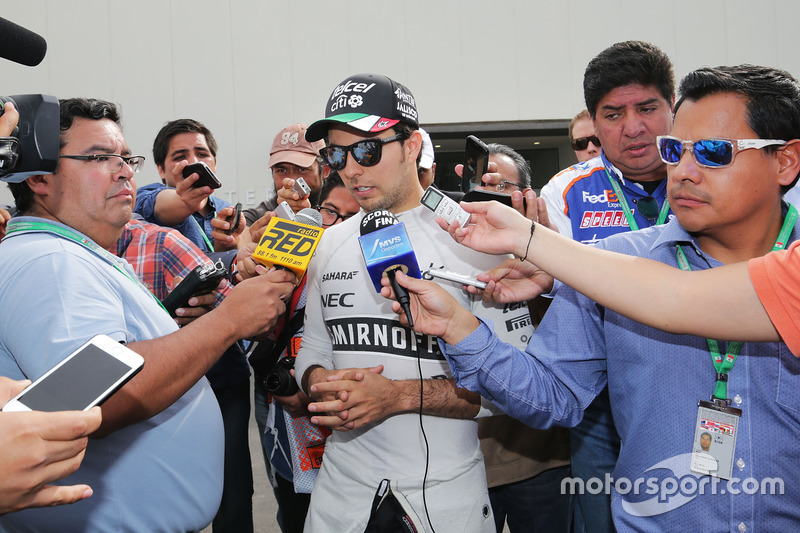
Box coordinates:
[17,344,133,412]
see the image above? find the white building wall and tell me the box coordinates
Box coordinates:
[1,0,799,206]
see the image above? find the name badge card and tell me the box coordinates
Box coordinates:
[690,399,741,480]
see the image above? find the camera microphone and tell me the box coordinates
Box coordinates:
[358,210,421,329]
[0,17,47,67]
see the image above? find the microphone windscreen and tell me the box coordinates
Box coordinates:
[360,209,398,236]
[0,17,47,67]
[296,208,323,228]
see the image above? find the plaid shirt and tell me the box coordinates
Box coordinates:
[113,218,231,305]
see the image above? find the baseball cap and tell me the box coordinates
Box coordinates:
[268,123,325,168]
[418,128,434,170]
[305,73,419,142]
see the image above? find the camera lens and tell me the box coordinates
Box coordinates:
[265,357,298,396]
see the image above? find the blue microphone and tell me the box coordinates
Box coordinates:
[358,210,421,328]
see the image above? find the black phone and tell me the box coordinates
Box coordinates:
[461,135,489,192]
[461,188,526,210]
[161,260,228,317]
[225,202,242,235]
[183,161,222,189]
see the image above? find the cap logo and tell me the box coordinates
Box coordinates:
[394,88,416,108]
[377,119,390,129]
[348,95,364,108]
[332,80,376,98]
[281,131,300,146]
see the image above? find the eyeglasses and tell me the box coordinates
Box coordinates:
[571,136,601,151]
[320,134,405,171]
[635,196,659,220]
[495,179,525,192]
[656,135,786,168]
[315,205,353,227]
[60,154,146,173]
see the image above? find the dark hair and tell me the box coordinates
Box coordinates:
[318,171,345,204]
[10,98,121,214]
[675,64,800,192]
[569,109,591,141]
[583,41,674,119]
[486,143,532,188]
[152,118,217,169]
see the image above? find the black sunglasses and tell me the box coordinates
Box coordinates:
[571,136,601,151]
[320,134,405,171]
[635,196,660,220]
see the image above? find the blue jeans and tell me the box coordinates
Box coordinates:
[211,380,254,533]
[489,465,572,533]
[570,387,619,533]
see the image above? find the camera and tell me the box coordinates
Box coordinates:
[265,356,299,396]
[0,94,60,182]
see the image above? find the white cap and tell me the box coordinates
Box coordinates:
[419,128,435,170]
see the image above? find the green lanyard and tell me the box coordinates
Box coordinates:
[605,167,670,230]
[191,213,214,251]
[675,204,798,400]
[5,219,170,314]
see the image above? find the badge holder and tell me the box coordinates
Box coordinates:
[690,395,741,480]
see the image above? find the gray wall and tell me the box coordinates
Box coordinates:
[2,0,800,206]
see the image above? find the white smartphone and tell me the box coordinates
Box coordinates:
[2,334,144,412]
[425,268,487,289]
[292,177,311,198]
[273,200,296,221]
[420,186,470,228]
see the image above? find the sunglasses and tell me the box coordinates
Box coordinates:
[635,196,659,220]
[571,136,601,151]
[657,135,786,168]
[320,133,405,171]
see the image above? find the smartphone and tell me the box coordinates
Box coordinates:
[462,188,526,210]
[225,202,242,235]
[292,177,311,198]
[420,186,470,228]
[161,259,228,317]
[273,200,296,221]
[2,335,144,412]
[425,268,487,289]
[183,161,222,189]
[461,135,489,192]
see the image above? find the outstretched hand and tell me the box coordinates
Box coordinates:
[380,271,480,344]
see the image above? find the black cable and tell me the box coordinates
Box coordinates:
[418,354,436,533]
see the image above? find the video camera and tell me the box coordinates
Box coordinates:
[0,94,59,183]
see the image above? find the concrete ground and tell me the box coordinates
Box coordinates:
[203,377,281,533]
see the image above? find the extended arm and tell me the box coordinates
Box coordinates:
[96,268,295,437]
[151,161,214,226]
[445,200,778,343]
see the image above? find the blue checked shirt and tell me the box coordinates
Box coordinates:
[442,214,800,532]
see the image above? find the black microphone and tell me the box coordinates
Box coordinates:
[358,210,421,329]
[0,17,47,67]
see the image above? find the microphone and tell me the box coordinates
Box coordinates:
[0,17,47,67]
[358,210,421,328]
[252,207,324,283]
